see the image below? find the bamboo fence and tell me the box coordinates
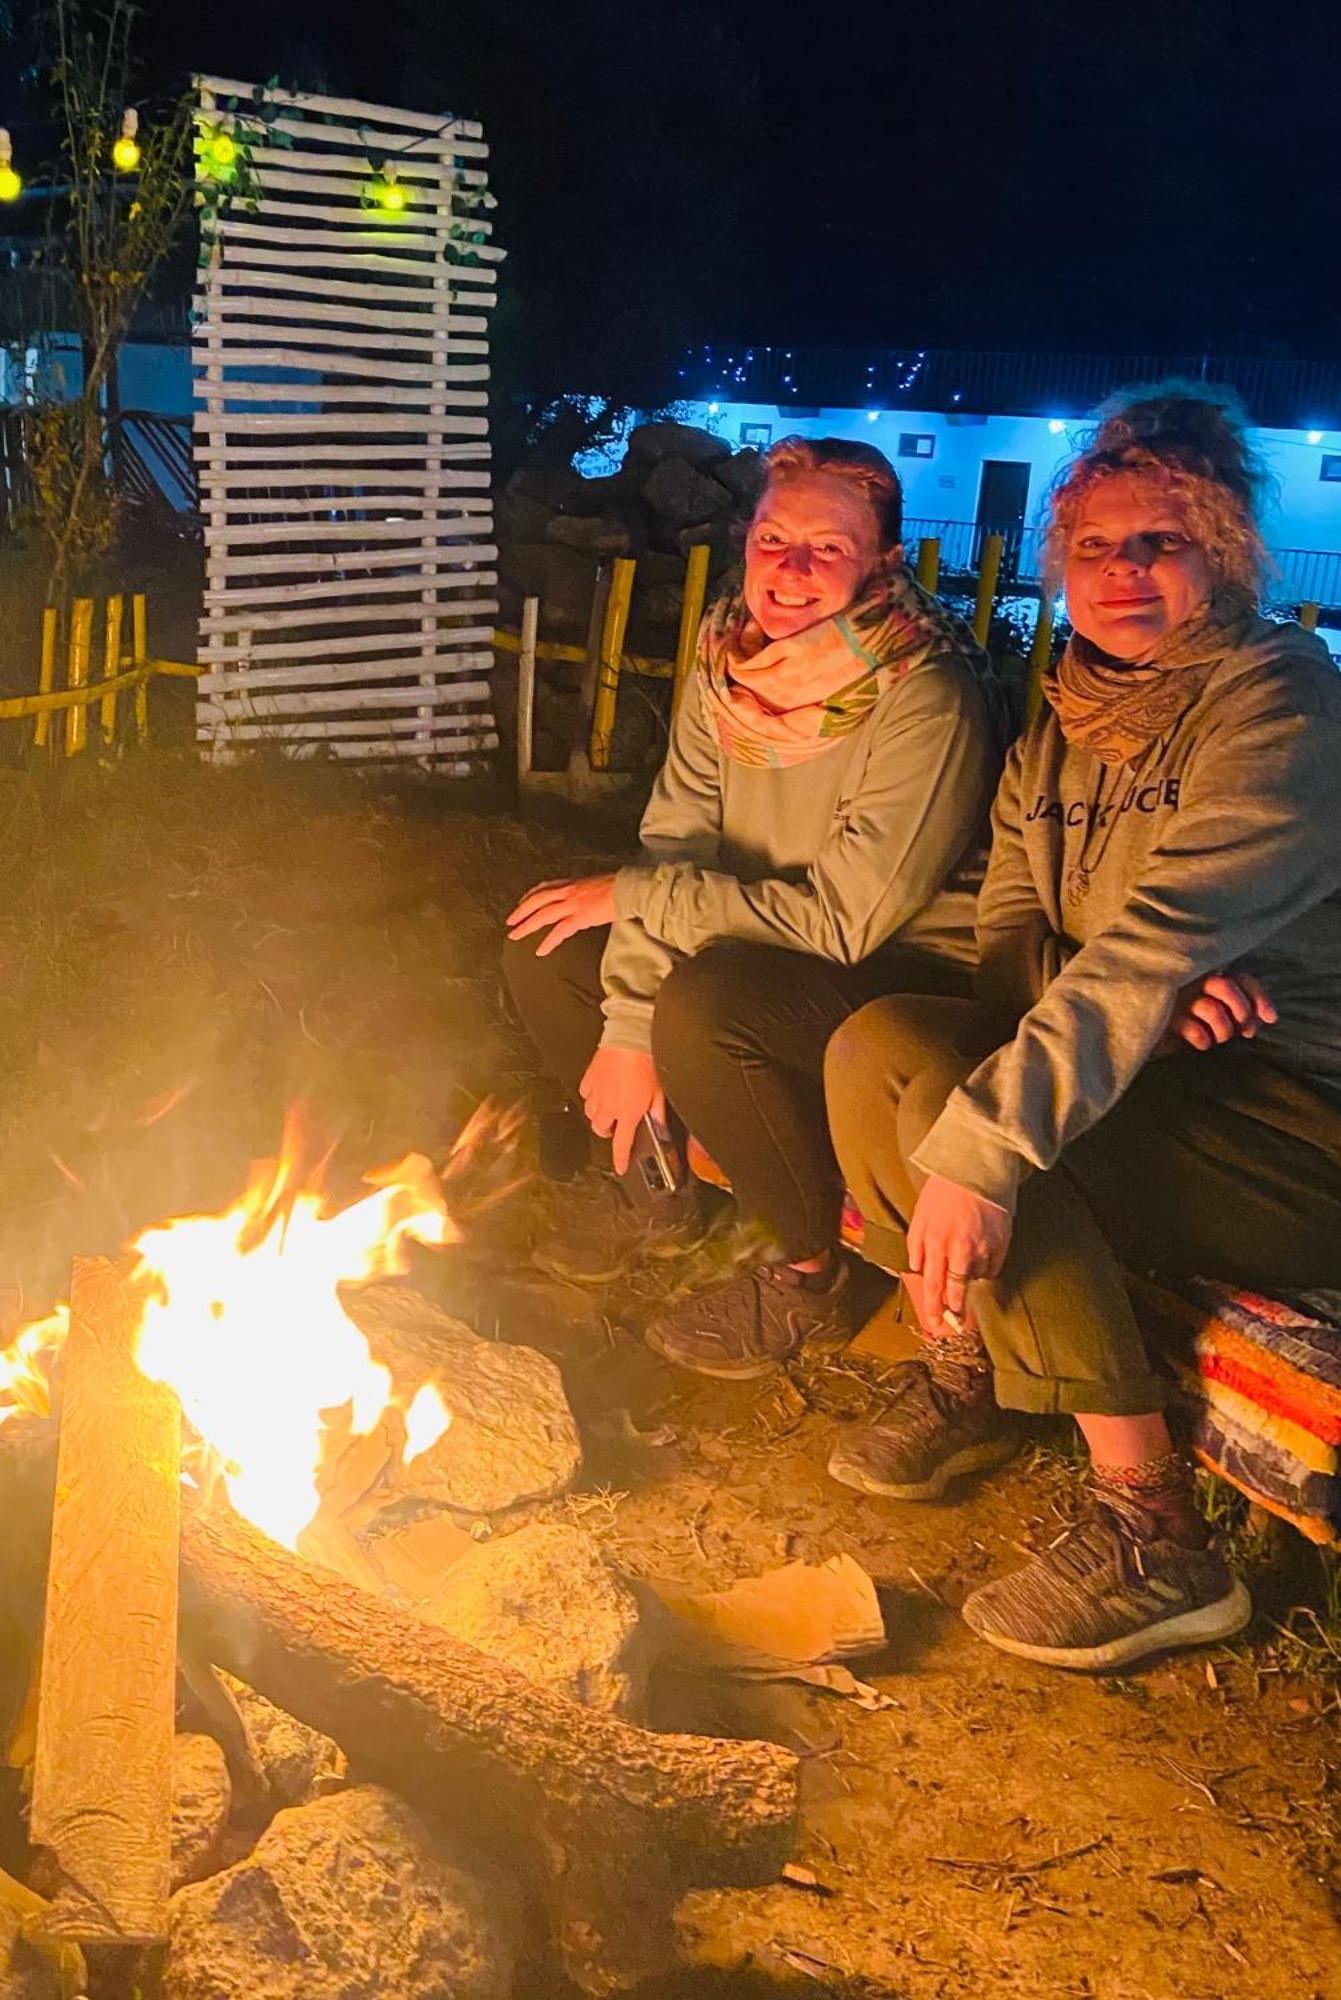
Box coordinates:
[192,77,502,769]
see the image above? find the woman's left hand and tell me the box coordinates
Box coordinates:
[506,875,618,957]
[907,1173,1013,1335]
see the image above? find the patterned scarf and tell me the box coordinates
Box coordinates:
[699,563,987,769]
[1045,587,1259,767]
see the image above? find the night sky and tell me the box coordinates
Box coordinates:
[11,0,1341,393]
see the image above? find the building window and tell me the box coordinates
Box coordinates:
[739,422,772,447]
[898,432,935,459]
[1321,455,1341,482]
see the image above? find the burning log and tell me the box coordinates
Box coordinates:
[29,1258,181,1945]
[178,1496,798,1994]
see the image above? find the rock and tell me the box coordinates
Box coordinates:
[642,456,733,535]
[221,1675,347,1810]
[495,490,554,544]
[676,518,740,569]
[172,1733,233,1889]
[497,541,599,639]
[715,448,768,505]
[569,469,640,513]
[546,512,639,557]
[426,1523,646,1717]
[505,464,584,510]
[345,1282,584,1514]
[0,1900,61,2000]
[165,1786,517,2000]
[626,421,731,469]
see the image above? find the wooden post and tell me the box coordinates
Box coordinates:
[516,594,539,788]
[29,1256,181,1944]
[915,535,941,594]
[34,609,59,752]
[1025,589,1056,726]
[132,594,150,744]
[1301,600,1320,631]
[100,594,124,746]
[63,600,93,758]
[671,543,710,718]
[972,532,1004,647]
[589,556,636,772]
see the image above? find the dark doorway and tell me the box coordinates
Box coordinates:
[975,459,1031,575]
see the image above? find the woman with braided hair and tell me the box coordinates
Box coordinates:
[826,384,1341,1670]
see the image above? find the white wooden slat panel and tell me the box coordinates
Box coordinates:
[195,77,500,770]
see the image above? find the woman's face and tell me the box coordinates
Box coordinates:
[745,472,885,640]
[1063,470,1215,660]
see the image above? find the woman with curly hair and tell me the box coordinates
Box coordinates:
[505,435,1008,1369]
[825,385,1341,1669]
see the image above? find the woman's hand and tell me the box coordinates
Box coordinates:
[506,874,618,958]
[579,1047,665,1175]
[907,1173,1013,1335]
[1164,970,1277,1054]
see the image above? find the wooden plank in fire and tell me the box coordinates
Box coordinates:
[29,1255,181,1943]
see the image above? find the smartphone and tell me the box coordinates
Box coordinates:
[632,1115,682,1197]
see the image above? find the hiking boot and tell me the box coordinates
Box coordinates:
[827,1359,1018,1500]
[645,1257,855,1380]
[960,1484,1252,1671]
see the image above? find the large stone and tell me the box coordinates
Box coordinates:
[171,1733,233,1890]
[505,464,584,510]
[345,1283,584,1514]
[676,518,740,569]
[221,1675,347,1810]
[165,1786,517,2000]
[569,469,640,514]
[626,421,731,470]
[642,456,733,535]
[497,540,599,639]
[0,1900,60,2000]
[425,1523,646,1718]
[715,448,768,506]
[495,490,555,545]
[546,512,640,557]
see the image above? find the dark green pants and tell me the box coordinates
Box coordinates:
[825,994,1341,1417]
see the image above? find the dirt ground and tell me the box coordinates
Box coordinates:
[0,749,1336,2000]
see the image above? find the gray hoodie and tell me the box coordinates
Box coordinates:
[599,625,1008,1051]
[914,617,1341,1211]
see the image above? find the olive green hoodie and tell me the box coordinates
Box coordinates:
[599,605,1008,1052]
[913,616,1341,1211]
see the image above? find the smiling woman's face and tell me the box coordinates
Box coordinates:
[1064,470,1215,660]
[744,472,884,640]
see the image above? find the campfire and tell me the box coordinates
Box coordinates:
[0,1112,797,1997]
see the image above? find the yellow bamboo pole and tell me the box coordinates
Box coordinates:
[589,557,636,772]
[100,595,124,746]
[64,600,94,758]
[1300,600,1320,631]
[1025,592,1056,727]
[915,536,941,594]
[671,543,711,717]
[972,533,1004,647]
[35,608,58,750]
[132,596,149,743]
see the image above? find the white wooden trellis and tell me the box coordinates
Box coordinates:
[192,77,502,769]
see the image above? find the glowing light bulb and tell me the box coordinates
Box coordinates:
[373,167,407,213]
[1048,418,1066,435]
[114,108,140,172]
[866,410,881,423]
[1308,430,1324,446]
[0,129,19,203]
[203,127,237,178]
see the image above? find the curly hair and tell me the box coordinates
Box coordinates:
[762,435,904,551]
[1045,383,1270,597]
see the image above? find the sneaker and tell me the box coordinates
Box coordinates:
[827,1359,1018,1500]
[960,1484,1252,1671]
[645,1257,855,1380]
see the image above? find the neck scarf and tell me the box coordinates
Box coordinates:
[1045,586,1259,766]
[699,563,990,769]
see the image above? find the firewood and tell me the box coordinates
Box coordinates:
[29,1258,181,1945]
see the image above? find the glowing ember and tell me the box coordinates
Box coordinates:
[130,1130,454,1547]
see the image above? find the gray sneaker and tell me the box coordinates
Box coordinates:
[645,1258,855,1380]
[961,1485,1252,1671]
[828,1359,1018,1500]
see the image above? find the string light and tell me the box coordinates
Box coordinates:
[201,124,238,180]
[367,163,407,213]
[0,130,21,204]
[113,108,141,173]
